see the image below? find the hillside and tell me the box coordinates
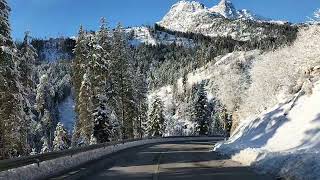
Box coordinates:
[214,79,320,180]
[148,22,320,178]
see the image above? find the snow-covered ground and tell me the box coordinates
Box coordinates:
[211,25,320,180]
[214,80,320,180]
[148,85,195,136]
[149,50,260,136]
[127,26,195,47]
[37,38,73,62]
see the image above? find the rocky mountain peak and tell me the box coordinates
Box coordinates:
[210,0,238,19]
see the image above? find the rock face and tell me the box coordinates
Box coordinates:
[209,0,265,20]
[157,0,288,41]
[209,0,239,19]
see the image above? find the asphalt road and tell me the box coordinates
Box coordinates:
[50,140,273,180]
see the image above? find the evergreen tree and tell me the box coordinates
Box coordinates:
[108,23,137,139]
[41,137,50,153]
[72,25,88,101]
[35,74,50,116]
[77,71,94,145]
[18,32,38,154]
[18,31,38,90]
[41,109,54,147]
[53,122,69,151]
[191,83,209,135]
[92,97,113,143]
[182,69,188,95]
[0,0,27,159]
[147,96,165,137]
[72,26,89,146]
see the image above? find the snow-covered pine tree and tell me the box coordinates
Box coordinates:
[191,82,209,135]
[92,96,113,143]
[53,122,69,151]
[18,31,38,91]
[35,74,56,147]
[77,71,94,145]
[72,25,87,100]
[72,25,89,146]
[132,67,148,138]
[0,0,11,46]
[89,134,97,145]
[41,137,50,153]
[35,74,50,116]
[109,23,137,140]
[0,0,27,159]
[182,69,188,95]
[147,96,165,137]
[40,109,54,150]
[17,32,39,154]
[89,19,109,106]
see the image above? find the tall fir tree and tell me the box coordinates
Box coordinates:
[92,97,113,143]
[133,69,148,138]
[18,32,38,154]
[109,23,137,139]
[147,96,165,137]
[72,25,89,146]
[18,31,38,91]
[191,83,209,135]
[77,71,94,145]
[0,0,27,159]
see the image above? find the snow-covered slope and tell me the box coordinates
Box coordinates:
[214,79,320,180]
[149,50,261,136]
[158,0,287,41]
[210,25,320,179]
[149,25,320,179]
[126,26,194,47]
[32,38,75,62]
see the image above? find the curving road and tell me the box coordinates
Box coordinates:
[50,140,273,180]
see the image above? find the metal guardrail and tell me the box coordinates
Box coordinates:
[0,136,224,172]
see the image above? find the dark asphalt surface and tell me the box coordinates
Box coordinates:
[50,140,274,180]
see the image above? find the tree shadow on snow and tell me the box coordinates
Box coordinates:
[288,113,320,151]
[233,106,290,150]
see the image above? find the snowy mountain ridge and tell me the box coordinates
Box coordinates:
[209,0,265,21]
[164,0,268,21]
[158,0,288,40]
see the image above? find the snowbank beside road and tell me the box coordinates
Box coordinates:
[214,81,320,180]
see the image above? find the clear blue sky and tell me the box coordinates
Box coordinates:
[8,0,320,40]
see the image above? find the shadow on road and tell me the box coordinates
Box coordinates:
[77,141,273,180]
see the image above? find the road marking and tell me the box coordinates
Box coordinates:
[153,152,164,180]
